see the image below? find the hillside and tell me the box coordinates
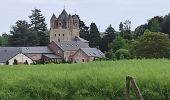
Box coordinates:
[0,59,170,100]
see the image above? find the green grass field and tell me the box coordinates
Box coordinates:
[0,59,170,100]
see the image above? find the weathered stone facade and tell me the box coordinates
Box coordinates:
[50,9,80,43]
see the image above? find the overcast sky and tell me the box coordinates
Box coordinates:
[0,0,170,35]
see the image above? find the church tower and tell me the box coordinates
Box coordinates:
[50,9,80,42]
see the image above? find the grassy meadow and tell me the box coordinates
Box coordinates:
[0,59,170,100]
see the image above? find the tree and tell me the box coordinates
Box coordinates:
[119,20,132,39]
[148,16,163,31]
[150,19,160,32]
[99,24,116,52]
[9,20,38,46]
[89,23,101,47]
[161,13,170,37]
[79,17,90,41]
[134,31,170,58]
[119,22,124,33]
[111,36,128,53]
[29,8,49,46]
[134,24,148,39]
[1,33,9,46]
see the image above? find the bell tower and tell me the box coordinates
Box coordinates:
[50,9,80,43]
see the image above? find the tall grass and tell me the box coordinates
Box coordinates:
[0,59,170,100]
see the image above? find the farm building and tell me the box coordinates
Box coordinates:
[0,9,105,65]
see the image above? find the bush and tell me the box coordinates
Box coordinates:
[134,31,170,58]
[13,59,18,65]
[115,49,130,60]
[24,60,28,65]
[6,61,9,65]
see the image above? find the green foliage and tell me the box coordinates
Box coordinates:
[111,36,128,52]
[147,16,163,31]
[0,59,170,99]
[0,33,9,46]
[105,50,116,60]
[89,23,101,48]
[115,49,130,60]
[29,9,47,33]
[79,18,90,41]
[150,19,160,32]
[134,31,170,58]
[99,24,116,52]
[134,24,148,39]
[161,13,170,37]
[29,9,49,46]
[9,20,39,46]
[119,20,132,40]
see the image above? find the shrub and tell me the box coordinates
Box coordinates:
[115,49,130,60]
[134,31,170,58]
[13,59,18,65]
[6,61,9,65]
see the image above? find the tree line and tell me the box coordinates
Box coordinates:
[0,9,49,47]
[79,12,170,59]
[1,9,170,59]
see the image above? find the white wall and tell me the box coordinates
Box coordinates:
[8,53,33,65]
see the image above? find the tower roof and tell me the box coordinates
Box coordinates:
[50,14,57,20]
[68,14,73,20]
[72,14,79,20]
[58,9,69,20]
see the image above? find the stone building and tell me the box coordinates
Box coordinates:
[0,9,105,65]
[50,9,80,42]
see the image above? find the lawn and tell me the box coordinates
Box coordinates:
[0,59,170,100]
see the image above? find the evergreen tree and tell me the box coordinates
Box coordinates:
[148,16,163,31]
[134,24,148,39]
[161,13,170,37]
[9,20,39,46]
[150,19,160,32]
[12,20,39,46]
[79,18,90,41]
[89,23,101,47]
[29,9,49,46]
[99,24,116,52]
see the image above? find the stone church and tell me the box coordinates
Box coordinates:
[0,9,105,65]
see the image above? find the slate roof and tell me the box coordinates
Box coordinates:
[74,36,89,43]
[51,14,57,20]
[0,48,20,63]
[0,47,53,63]
[58,9,69,20]
[80,48,105,58]
[21,47,53,54]
[72,14,79,20]
[55,41,89,51]
[43,54,62,59]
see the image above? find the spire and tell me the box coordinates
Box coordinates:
[58,9,69,20]
[50,13,56,20]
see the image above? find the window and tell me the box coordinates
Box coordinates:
[59,23,61,26]
[59,34,60,36]
[63,34,65,36]
[82,59,85,62]
[55,34,56,37]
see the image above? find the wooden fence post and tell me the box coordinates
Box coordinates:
[126,76,144,100]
